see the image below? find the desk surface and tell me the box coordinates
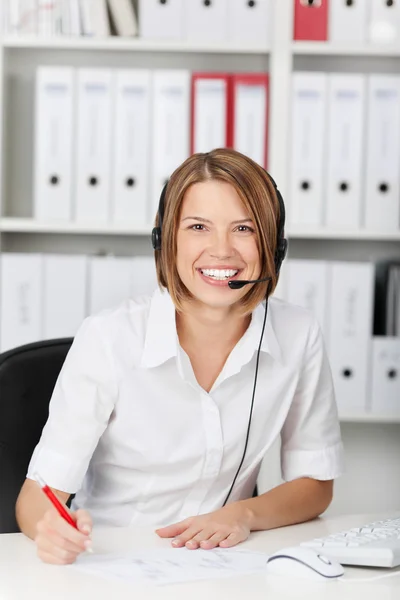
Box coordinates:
[1,513,400,600]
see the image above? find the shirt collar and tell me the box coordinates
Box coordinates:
[140,289,282,369]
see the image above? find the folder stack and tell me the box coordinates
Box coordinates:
[33,67,270,228]
[0,253,158,353]
[293,0,400,44]
[3,0,273,46]
[289,72,400,232]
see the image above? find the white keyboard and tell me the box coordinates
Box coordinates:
[301,516,400,568]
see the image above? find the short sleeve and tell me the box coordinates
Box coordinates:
[26,315,117,493]
[280,319,345,482]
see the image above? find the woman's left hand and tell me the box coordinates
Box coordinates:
[155,503,253,550]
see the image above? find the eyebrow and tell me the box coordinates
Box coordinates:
[181,216,254,225]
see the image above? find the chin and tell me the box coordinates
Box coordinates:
[189,287,242,309]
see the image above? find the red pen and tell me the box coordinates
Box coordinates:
[34,472,79,529]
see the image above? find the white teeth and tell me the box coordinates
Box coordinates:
[201,268,238,280]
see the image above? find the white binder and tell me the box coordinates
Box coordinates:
[33,67,74,221]
[228,0,271,47]
[131,256,158,297]
[232,75,268,168]
[75,69,113,223]
[151,70,190,219]
[192,74,229,154]
[184,0,228,42]
[88,256,134,315]
[43,255,87,340]
[371,337,400,415]
[369,0,400,44]
[286,259,329,338]
[289,72,327,227]
[326,74,366,229]
[327,262,374,415]
[139,0,183,39]
[0,254,43,352]
[329,0,368,44]
[364,75,400,231]
[112,70,151,226]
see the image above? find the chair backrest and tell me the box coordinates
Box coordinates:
[0,338,72,533]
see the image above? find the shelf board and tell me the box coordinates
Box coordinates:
[287,227,400,241]
[2,35,270,54]
[292,41,400,57]
[340,413,400,424]
[0,218,152,236]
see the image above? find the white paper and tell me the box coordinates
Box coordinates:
[70,547,269,586]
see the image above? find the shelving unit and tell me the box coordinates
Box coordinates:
[1,0,400,429]
[2,0,400,517]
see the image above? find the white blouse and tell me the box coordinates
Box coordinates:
[27,288,344,527]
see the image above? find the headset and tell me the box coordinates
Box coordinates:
[152,167,288,506]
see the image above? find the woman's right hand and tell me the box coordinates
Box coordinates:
[35,508,93,565]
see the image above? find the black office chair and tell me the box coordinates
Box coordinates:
[0,338,73,534]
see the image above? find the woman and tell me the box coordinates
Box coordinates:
[16,148,344,565]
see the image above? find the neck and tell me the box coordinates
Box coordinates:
[176,301,251,352]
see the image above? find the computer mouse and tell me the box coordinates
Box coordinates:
[266,546,345,581]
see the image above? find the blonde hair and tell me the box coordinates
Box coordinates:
[154,148,282,314]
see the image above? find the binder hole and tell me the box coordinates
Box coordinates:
[248,0,256,7]
[339,182,349,192]
[89,176,98,187]
[49,175,59,186]
[388,369,397,379]
[204,0,212,6]
[301,181,311,191]
[126,177,135,187]
[379,182,389,193]
[342,368,353,378]
[346,0,354,6]
[387,0,394,7]
[159,0,167,4]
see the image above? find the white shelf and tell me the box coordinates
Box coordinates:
[292,41,400,57]
[0,218,152,236]
[340,413,400,424]
[287,227,400,241]
[2,35,270,55]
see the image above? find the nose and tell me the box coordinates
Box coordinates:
[208,230,235,261]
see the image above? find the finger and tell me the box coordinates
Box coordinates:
[75,509,93,536]
[219,532,243,548]
[41,511,89,548]
[156,518,193,539]
[40,529,87,555]
[186,528,218,549]
[37,549,67,565]
[172,526,204,549]
[36,536,80,564]
[200,531,230,550]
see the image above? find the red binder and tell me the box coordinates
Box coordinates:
[191,73,231,155]
[293,0,329,42]
[230,73,269,169]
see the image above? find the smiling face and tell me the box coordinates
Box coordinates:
[176,180,261,310]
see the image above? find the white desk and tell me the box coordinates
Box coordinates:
[1,513,400,600]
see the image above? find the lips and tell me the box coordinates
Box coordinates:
[196,268,243,288]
